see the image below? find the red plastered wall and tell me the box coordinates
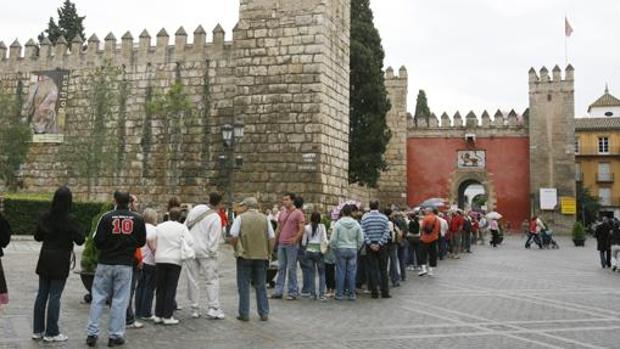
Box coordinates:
[407,137,530,232]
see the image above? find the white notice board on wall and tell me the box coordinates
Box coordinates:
[540,188,558,210]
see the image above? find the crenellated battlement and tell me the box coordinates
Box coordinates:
[0,24,237,73]
[410,108,529,131]
[528,64,574,92]
[385,65,407,81]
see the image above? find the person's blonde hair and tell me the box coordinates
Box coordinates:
[143,208,158,225]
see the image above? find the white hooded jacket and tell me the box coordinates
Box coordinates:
[186,204,222,259]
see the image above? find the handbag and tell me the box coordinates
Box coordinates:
[180,234,195,261]
[319,225,329,254]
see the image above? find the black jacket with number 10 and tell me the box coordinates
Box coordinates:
[94,208,146,266]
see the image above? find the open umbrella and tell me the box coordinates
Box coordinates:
[419,198,447,209]
[486,211,503,220]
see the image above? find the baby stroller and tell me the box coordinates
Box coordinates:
[541,229,559,249]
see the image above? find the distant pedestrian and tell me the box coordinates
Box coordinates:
[0,211,12,309]
[449,210,465,258]
[437,213,449,260]
[273,193,305,300]
[525,216,543,249]
[151,208,193,325]
[490,218,502,248]
[595,217,612,269]
[384,209,401,287]
[125,194,145,330]
[86,191,147,347]
[134,208,158,321]
[302,212,328,300]
[228,197,275,322]
[331,205,364,301]
[361,200,391,299]
[32,186,85,343]
[184,192,225,320]
[407,214,421,268]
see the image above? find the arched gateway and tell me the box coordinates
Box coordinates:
[398,67,577,232]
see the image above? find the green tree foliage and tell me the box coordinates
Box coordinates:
[349,0,392,187]
[577,185,600,228]
[0,85,31,190]
[62,63,121,197]
[414,90,431,120]
[38,0,86,44]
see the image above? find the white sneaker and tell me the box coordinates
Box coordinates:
[32,333,44,341]
[163,317,180,325]
[43,334,69,342]
[427,267,434,277]
[191,311,201,319]
[126,321,144,329]
[152,316,163,324]
[418,265,428,276]
[207,308,226,320]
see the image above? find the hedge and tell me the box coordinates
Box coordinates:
[2,193,107,235]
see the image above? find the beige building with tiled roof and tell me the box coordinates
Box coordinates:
[576,87,620,218]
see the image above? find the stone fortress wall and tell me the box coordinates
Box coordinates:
[0,0,365,211]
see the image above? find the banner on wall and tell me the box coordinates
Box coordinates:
[540,188,558,210]
[24,69,70,143]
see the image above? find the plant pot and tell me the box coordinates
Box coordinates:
[572,239,585,247]
[77,271,95,303]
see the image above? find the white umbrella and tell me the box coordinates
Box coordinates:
[486,211,503,220]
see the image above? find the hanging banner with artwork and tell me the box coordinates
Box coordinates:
[25,69,70,143]
[457,150,485,169]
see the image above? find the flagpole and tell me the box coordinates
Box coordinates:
[564,14,568,65]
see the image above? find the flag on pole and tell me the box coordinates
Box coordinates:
[565,17,574,37]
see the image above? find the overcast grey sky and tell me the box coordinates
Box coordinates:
[1,0,618,117]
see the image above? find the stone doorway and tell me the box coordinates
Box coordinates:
[449,170,495,212]
[458,180,486,210]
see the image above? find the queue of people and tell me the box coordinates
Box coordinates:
[1,186,492,346]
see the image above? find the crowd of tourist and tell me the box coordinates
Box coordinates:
[0,186,501,346]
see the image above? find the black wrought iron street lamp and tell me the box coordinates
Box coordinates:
[220,120,245,233]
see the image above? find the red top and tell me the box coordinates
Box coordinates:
[421,214,440,243]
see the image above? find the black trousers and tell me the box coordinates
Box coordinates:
[419,240,438,267]
[366,246,389,296]
[155,263,181,319]
[325,263,335,290]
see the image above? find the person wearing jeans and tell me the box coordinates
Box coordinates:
[331,205,364,300]
[33,186,85,343]
[273,193,306,300]
[86,191,146,347]
[134,208,158,320]
[302,212,328,299]
[228,197,275,321]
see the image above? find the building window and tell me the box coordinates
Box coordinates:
[598,162,612,181]
[599,188,611,206]
[598,137,610,154]
[575,137,580,154]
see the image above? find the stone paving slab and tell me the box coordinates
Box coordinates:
[1,236,619,349]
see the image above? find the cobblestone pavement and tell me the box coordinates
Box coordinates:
[1,235,620,349]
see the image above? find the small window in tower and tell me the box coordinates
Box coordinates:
[547,94,552,102]
[605,111,614,117]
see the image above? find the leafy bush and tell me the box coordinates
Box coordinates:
[572,221,586,241]
[81,203,113,273]
[2,193,106,235]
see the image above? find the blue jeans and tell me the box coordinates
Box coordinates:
[334,248,357,299]
[275,245,298,297]
[86,264,133,339]
[33,276,67,336]
[387,243,400,285]
[236,258,269,318]
[135,264,156,318]
[298,247,312,294]
[397,240,409,281]
[305,251,326,297]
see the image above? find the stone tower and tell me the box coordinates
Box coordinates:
[233,0,351,209]
[377,66,408,208]
[528,65,576,232]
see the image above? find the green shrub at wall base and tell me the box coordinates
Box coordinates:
[2,194,106,236]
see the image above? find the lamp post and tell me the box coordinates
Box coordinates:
[220,120,245,234]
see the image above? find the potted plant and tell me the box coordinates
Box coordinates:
[572,221,586,247]
[78,203,112,302]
